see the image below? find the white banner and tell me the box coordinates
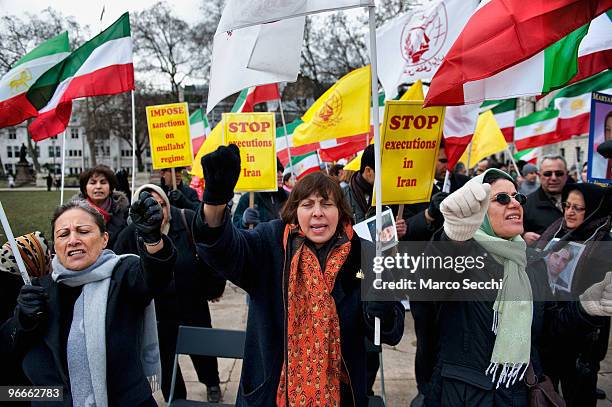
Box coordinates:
[206,17,304,113]
[216,0,372,33]
[376,0,478,98]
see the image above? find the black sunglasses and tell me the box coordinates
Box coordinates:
[491,192,527,205]
[438,158,448,164]
[542,170,566,177]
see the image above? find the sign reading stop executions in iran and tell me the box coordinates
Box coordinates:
[146,102,193,170]
[380,101,445,205]
[223,112,277,192]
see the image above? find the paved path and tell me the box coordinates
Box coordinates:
[154,284,612,406]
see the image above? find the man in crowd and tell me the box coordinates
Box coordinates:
[329,164,345,183]
[523,155,569,245]
[518,163,539,196]
[160,167,201,211]
[232,158,288,229]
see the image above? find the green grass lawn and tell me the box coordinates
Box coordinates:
[0,191,74,243]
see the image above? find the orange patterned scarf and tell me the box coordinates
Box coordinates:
[276,224,353,407]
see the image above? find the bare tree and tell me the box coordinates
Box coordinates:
[132,2,210,100]
[0,8,87,74]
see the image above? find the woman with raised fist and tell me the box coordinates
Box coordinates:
[193,144,405,406]
[6,194,176,406]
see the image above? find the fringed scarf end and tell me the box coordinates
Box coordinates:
[486,362,528,389]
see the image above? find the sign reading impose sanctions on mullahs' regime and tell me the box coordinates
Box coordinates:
[380,101,445,205]
[146,102,193,169]
[223,112,277,192]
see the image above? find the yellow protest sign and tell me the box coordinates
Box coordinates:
[146,102,193,169]
[380,101,445,205]
[223,112,277,192]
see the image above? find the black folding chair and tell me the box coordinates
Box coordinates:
[168,326,246,407]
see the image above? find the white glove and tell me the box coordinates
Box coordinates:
[579,272,612,316]
[440,180,491,241]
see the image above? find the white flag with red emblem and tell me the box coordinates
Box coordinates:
[376,0,478,99]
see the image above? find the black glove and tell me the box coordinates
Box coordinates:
[130,191,163,244]
[201,144,241,205]
[242,207,260,227]
[427,191,449,222]
[168,189,187,207]
[16,284,47,329]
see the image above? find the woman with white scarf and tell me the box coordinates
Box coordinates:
[424,169,612,407]
[7,193,176,406]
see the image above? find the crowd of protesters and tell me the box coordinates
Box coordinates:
[0,139,611,406]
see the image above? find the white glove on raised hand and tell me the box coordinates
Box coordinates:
[440,180,491,241]
[580,272,612,316]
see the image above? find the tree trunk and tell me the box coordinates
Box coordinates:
[0,156,5,176]
[87,135,98,167]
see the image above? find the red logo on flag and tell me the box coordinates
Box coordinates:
[313,90,343,129]
[400,3,448,67]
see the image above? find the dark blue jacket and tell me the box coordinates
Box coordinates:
[193,208,404,406]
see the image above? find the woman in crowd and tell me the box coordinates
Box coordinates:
[423,168,612,406]
[6,195,176,406]
[193,145,404,406]
[75,165,130,250]
[0,232,51,387]
[536,182,611,405]
[115,184,226,403]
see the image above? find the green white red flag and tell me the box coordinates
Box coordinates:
[275,119,369,166]
[514,109,562,150]
[480,99,517,142]
[550,69,612,138]
[27,13,134,141]
[232,84,280,112]
[289,151,320,179]
[189,109,211,157]
[514,147,540,164]
[425,0,612,106]
[0,32,70,128]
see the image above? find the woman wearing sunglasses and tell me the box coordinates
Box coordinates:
[423,169,612,407]
[535,182,611,406]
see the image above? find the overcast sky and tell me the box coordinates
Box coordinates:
[0,0,203,30]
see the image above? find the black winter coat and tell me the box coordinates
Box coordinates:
[424,230,602,407]
[193,209,404,407]
[523,187,563,235]
[5,237,176,406]
[114,206,225,324]
[0,272,30,387]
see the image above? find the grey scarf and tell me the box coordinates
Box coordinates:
[52,250,161,406]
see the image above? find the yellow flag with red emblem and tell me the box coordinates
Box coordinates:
[292,65,371,147]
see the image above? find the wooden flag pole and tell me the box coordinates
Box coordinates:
[171,168,177,190]
[248,192,255,230]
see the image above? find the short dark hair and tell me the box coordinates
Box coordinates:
[360,144,375,175]
[329,164,344,177]
[79,165,117,197]
[51,200,106,237]
[280,172,353,227]
[283,172,292,183]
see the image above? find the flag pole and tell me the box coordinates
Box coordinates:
[506,147,519,176]
[466,140,473,175]
[60,130,67,205]
[131,90,137,199]
[0,202,31,285]
[368,5,384,384]
[442,170,451,193]
[278,85,294,176]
